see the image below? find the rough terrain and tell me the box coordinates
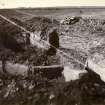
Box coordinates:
[0,8,105,105]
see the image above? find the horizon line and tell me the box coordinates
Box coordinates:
[1,6,105,9]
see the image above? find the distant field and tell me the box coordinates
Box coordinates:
[16,7,105,19]
[1,8,105,20]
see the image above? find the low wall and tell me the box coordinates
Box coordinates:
[0,61,63,79]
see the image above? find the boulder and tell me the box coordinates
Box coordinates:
[85,53,105,82]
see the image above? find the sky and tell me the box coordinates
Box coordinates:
[0,0,105,9]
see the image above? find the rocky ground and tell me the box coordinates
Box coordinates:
[0,8,105,105]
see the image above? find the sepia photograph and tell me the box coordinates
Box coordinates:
[0,0,105,105]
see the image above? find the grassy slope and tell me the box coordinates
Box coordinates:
[18,8,105,58]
